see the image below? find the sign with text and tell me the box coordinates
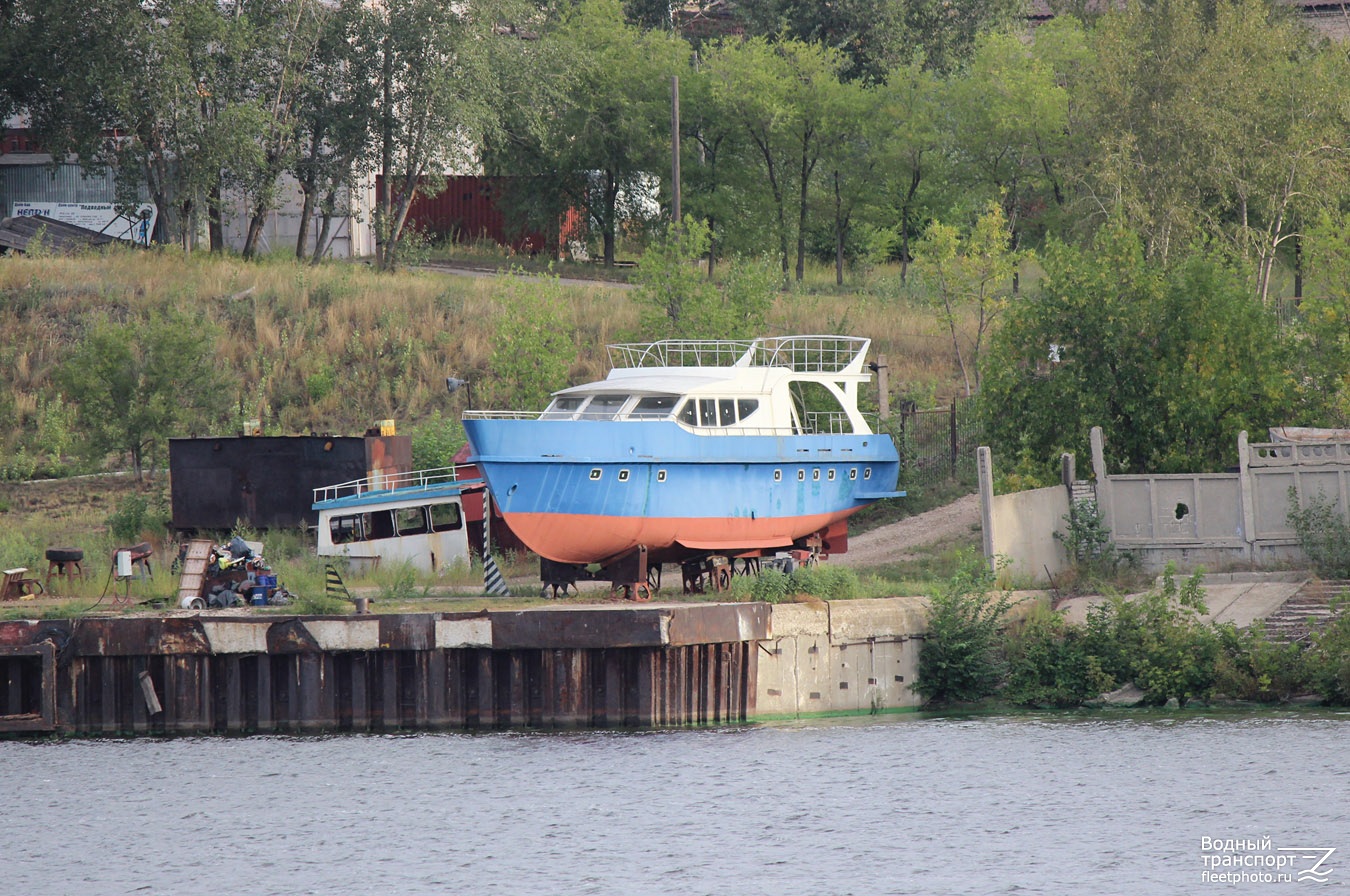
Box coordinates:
[11,201,157,246]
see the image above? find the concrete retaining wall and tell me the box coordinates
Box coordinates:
[755,598,929,718]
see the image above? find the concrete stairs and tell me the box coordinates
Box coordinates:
[1260,579,1348,642]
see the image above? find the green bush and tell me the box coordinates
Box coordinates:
[1003,604,1113,708]
[1304,598,1350,704]
[1286,489,1350,579]
[1212,622,1310,703]
[410,410,467,471]
[725,562,861,603]
[1055,499,1134,584]
[913,556,1020,705]
[106,494,152,543]
[787,564,860,600]
[1082,565,1218,705]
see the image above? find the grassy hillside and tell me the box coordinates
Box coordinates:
[1,246,971,448]
[0,246,985,608]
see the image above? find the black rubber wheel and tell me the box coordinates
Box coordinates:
[45,548,84,563]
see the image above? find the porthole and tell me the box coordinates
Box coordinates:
[849,468,857,480]
[812,469,820,481]
[827,469,836,481]
[618,469,630,482]
[773,469,782,482]
[797,469,805,481]
[864,468,872,480]
[589,468,602,481]
[657,470,667,482]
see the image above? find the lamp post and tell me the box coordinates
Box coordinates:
[445,376,475,410]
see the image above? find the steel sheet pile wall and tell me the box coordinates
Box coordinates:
[0,605,767,737]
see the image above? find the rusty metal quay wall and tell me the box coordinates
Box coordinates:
[0,604,768,737]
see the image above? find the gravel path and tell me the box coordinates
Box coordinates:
[834,493,983,568]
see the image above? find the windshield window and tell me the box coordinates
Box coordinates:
[578,394,629,419]
[540,396,584,419]
[629,395,679,418]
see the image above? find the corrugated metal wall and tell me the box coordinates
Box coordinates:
[0,163,119,215]
[378,175,546,253]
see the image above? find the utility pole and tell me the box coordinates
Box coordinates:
[671,75,681,224]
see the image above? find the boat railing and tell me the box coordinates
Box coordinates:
[313,464,476,504]
[462,410,539,421]
[754,336,871,374]
[608,336,871,374]
[803,411,856,435]
[608,340,756,370]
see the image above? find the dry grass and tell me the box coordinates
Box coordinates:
[1,246,986,446]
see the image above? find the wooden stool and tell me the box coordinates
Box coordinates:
[45,547,85,591]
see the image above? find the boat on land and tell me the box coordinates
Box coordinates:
[462,336,902,594]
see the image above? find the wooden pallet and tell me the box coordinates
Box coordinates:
[176,539,214,606]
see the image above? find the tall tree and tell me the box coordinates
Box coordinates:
[57,310,234,480]
[291,0,380,263]
[529,0,687,267]
[943,30,1070,252]
[915,203,1026,397]
[706,37,848,282]
[233,0,329,259]
[980,224,1294,478]
[1189,0,1350,303]
[364,0,527,271]
[871,59,945,283]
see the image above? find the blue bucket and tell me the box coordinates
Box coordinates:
[250,586,268,606]
[257,574,277,589]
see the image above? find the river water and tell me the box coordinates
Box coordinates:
[3,710,1346,895]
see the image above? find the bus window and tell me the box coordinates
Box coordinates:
[396,506,428,536]
[430,502,463,532]
[329,515,362,544]
[367,510,396,540]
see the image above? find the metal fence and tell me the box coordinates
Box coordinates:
[880,398,984,492]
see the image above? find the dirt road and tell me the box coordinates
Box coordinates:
[834,493,983,568]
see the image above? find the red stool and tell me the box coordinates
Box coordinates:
[45,547,85,591]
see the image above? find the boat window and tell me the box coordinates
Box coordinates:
[812,469,820,481]
[657,470,667,482]
[737,399,759,421]
[698,398,717,426]
[719,399,736,427]
[864,468,872,480]
[618,469,630,482]
[579,394,629,419]
[589,468,602,480]
[677,400,697,426]
[849,468,857,480]
[828,469,836,481]
[773,469,782,481]
[797,469,805,481]
[329,514,363,544]
[430,502,463,532]
[541,395,584,420]
[629,395,679,418]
